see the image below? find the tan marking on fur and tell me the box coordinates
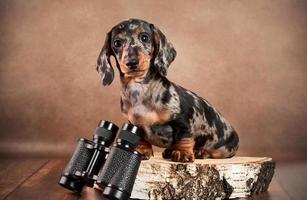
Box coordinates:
[119,51,151,84]
[194,148,211,159]
[127,109,171,126]
[173,138,195,151]
[208,150,225,158]
[135,140,153,160]
[124,52,151,81]
[135,27,143,35]
[114,33,124,40]
[171,138,195,162]
[138,52,151,72]
[194,148,226,159]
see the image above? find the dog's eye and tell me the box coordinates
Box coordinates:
[113,39,122,48]
[140,33,150,43]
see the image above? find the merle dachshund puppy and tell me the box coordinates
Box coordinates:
[96,19,239,162]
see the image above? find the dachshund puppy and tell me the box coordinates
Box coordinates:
[96,19,239,162]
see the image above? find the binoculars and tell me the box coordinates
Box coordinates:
[59,120,142,200]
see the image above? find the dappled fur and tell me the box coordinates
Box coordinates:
[96,19,239,162]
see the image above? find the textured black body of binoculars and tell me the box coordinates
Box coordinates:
[59,120,142,200]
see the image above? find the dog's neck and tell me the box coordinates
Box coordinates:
[120,67,159,89]
[119,68,165,103]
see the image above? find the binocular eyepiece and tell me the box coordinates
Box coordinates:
[59,120,142,200]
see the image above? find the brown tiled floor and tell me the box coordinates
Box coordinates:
[0,158,305,200]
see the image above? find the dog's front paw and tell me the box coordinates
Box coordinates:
[135,140,153,160]
[139,148,153,160]
[171,150,195,162]
[169,138,195,162]
[162,148,173,159]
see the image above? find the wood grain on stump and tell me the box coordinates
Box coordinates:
[131,155,275,200]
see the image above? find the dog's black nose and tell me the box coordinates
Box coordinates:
[126,59,139,70]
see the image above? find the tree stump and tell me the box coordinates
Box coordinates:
[131,155,275,200]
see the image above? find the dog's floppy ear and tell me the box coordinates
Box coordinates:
[151,24,177,77]
[96,31,115,86]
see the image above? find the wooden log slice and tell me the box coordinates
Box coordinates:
[131,155,275,200]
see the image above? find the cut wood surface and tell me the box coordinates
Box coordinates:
[132,155,275,200]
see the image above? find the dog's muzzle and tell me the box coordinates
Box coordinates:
[126,58,139,71]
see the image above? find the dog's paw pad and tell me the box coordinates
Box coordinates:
[162,148,173,159]
[171,150,195,163]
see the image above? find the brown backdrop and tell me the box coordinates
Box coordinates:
[0,0,306,160]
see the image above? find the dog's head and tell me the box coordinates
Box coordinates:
[96,19,176,85]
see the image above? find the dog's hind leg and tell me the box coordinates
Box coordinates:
[194,148,211,159]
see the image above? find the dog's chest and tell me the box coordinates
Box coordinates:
[121,83,170,126]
